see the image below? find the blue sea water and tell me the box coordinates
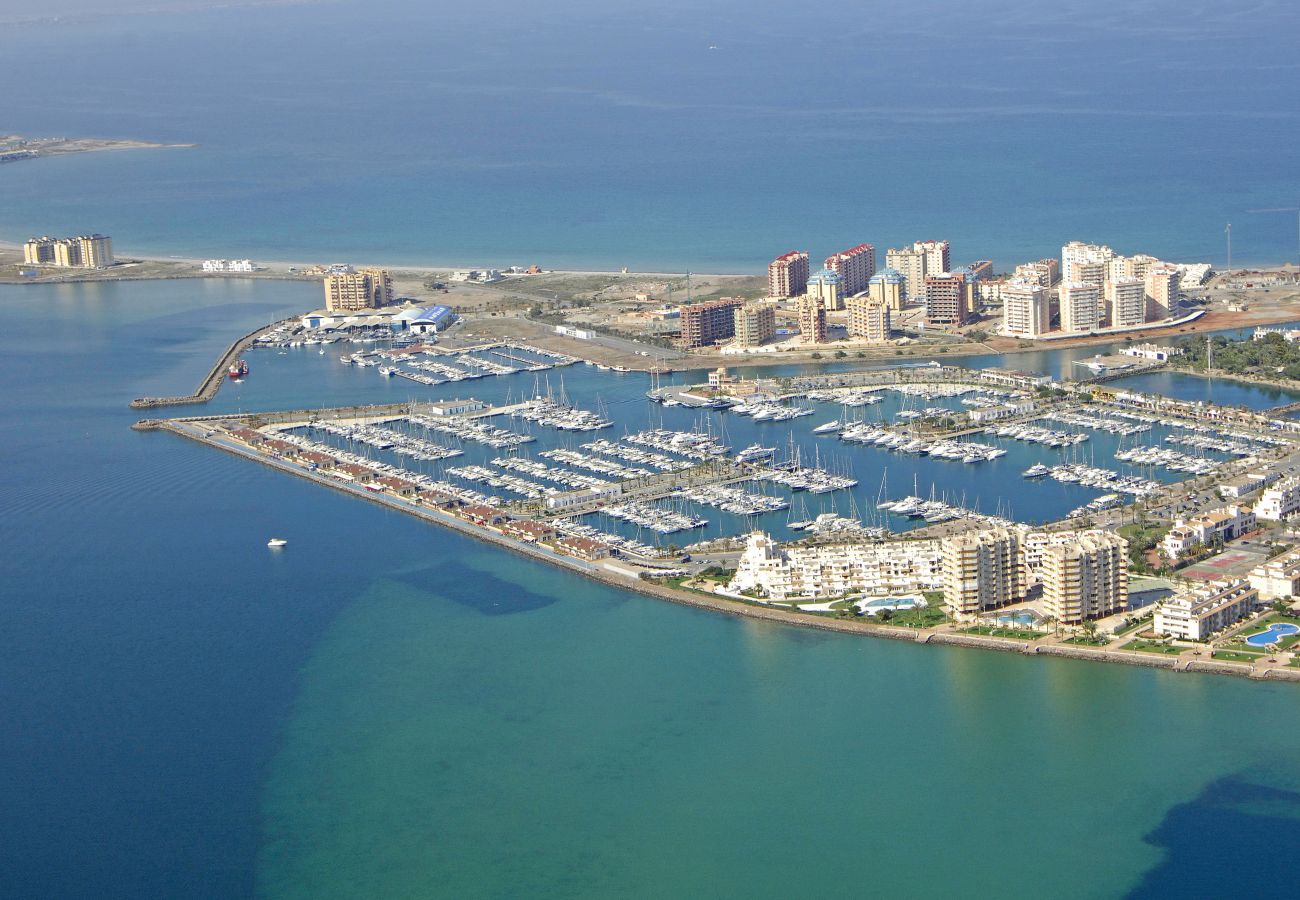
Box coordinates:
[1,0,1299,271]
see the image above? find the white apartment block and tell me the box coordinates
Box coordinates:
[1159,504,1256,558]
[914,239,950,276]
[1154,579,1258,640]
[1254,478,1300,520]
[1061,241,1114,286]
[1249,550,1300,601]
[884,247,927,303]
[1059,282,1101,333]
[728,532,943,601]
[1105,277,1147,327]
[1001,280,1051,338]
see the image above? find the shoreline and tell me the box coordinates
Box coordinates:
[148,414,1300,685]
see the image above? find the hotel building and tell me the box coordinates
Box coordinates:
[768,251,810,299]
[924,272,969,326]
[23,234,115,268]
[1001,280,1051,338]
[798,296,828,344]
[1105,277,1147,327]
[323,268,394,312]
[732,301,776,347]
[679,297,744,349]
[1058,282,1101,333]
[867,268,905,311]
[1040,531,1128,624]
[824,244,875,297]
[1154,580,1258,640]
[846,297,890,343]
[942,528,1023,617]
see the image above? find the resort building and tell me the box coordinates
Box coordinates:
[679,297,744,348]
[1144,265,1181,320]
[1040,531,1128,624]
[867,268,905,311]
[1001,280,1051,338]
[924,272,969,326]
[1254,477,1300,521]
[1014,258,1060,287]
[1061,241,1114,287]
[732,301,776,347]
[728,532,943,601]
[1154,579,1259,641]
[846,297,890,343]
[797,295,828,344]
[1105,277,1147,327]
[885,246,927,302]
[942,528,1023,618]
[323,267,394,312]
[1058,282,1101,333]
[1248,550,1300,601]
[768,251,810,299]
[824,244,875,297]
[807,268,845,311]
[23,234,115,268]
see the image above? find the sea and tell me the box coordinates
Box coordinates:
[3,2,1300,898]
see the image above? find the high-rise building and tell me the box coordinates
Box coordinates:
[942,528,1023,618]
[914,239,950,275]
[1061,241,1115,287]
[1144,265,1180,321]
[1058,282,1101,333]
[797,295,827,344]
[824,244,876,297]
[1105,277,1146,327]
[23,234,115,268]
[323,267,394,312]
[1121,254,1160,281]
[867,268,905,311]
[678,297,745,348]
[768,251,810,299]
[885,246,927,302]
[1014,259,1060,287]
[1001,280,1051,338]
[846,296,890,343]
[806,268,844,311]
[1040,532,1128,624]
[732,301,776,347]
[924,272,969,325]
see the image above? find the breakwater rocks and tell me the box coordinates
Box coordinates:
[129,321,284,409]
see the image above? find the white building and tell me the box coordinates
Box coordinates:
[1154,579,1258,640]
[728,532,943,601]
[1059,282,1101,333]
[1061,241,1115,287]
[1119,343,1184,362]
[1001,280,1051,338]
[1105,277,1147,327]
[1254,478,1300,521]
[1249,550,1300,602]
[1160,504,1256,558]
[942,528,1022,617]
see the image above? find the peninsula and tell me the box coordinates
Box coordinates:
[0,134,194,164]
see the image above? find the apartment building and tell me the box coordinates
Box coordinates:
[323,267,394,312]
[824,244,875,297]
[846,296,890,343]
[23,234,115,268]
[915,239,950,275]
[942,528,1023,617]
[1255,478,1300,521]
[867,268,905,311]
[1144,266,1181,321]
[807,268,844,311]
[1248,550,1300,601]
[924,272,969,326]
[732,301,776,347]
[679,297,744,348]
[1014,258,1060,287]
[1105,277,1147,327]
[728,532,943,601]
[797,295,828,344]
[1040,531,1128,624]
[768,251,810,299]
[1160,504,1256,559]
[1001,279,1051,338]
[1154,579,1258,640]
[1058,282,1101,333]
[885,246,927,302]
[1061,241,1114,286]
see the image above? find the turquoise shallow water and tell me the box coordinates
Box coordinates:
[5,278,1300,898]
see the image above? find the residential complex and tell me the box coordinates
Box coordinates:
[323,267,394,312]
[942,529,1022,617]
[797,296,828,344]
[1160,504,1256,559]
[679,297,744,349]
[1001,280,1051,338]
[1154,580,1259,640]
[824,244,875,297]
[732,301,776,347]
[23,233,115,268]
[1061,241,1114,287]
[924,272,969,326]
[768,251,810,299]
[884,246,927,302]
[1058,282,1101,333]
[806,268,844,311]
[1014,258,1060,287]
[1144,265,1181,320]
[915,239,951,275]
[729,533,943,601]
[1040,531,1128,624]
[867,268,905,311]
[846,296,890,343]
[1105,277,1147,328]
[1249,550,1300,601]
[1254,477,1300,521]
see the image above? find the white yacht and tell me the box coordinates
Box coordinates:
[267,538,288,548]
[812,420,842,434]
[1023,463,1050,478]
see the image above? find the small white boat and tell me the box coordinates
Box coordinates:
[812,420,842,434]
[267,538,288,548]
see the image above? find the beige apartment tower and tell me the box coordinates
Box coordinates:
[768,251,810,299]
[1105,277,1147,327]
[798,295,827,344]
[324,268,394,312]
[942,528,1023,618]
[846,296,890,343]
[824,244,875,297]
[1144,266,1180,321]
[1040,532,1128,624]
[23,234,114,268]
[1059,282,1101,333]
[885,246,927,302]
[1001,280,1050,338]
[732,301,776,347]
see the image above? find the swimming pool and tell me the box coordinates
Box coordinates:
[997,611,1041,627]
[1244,622,1300,648]
[857,595,925,615]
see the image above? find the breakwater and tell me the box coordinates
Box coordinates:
[129,319,288,409]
